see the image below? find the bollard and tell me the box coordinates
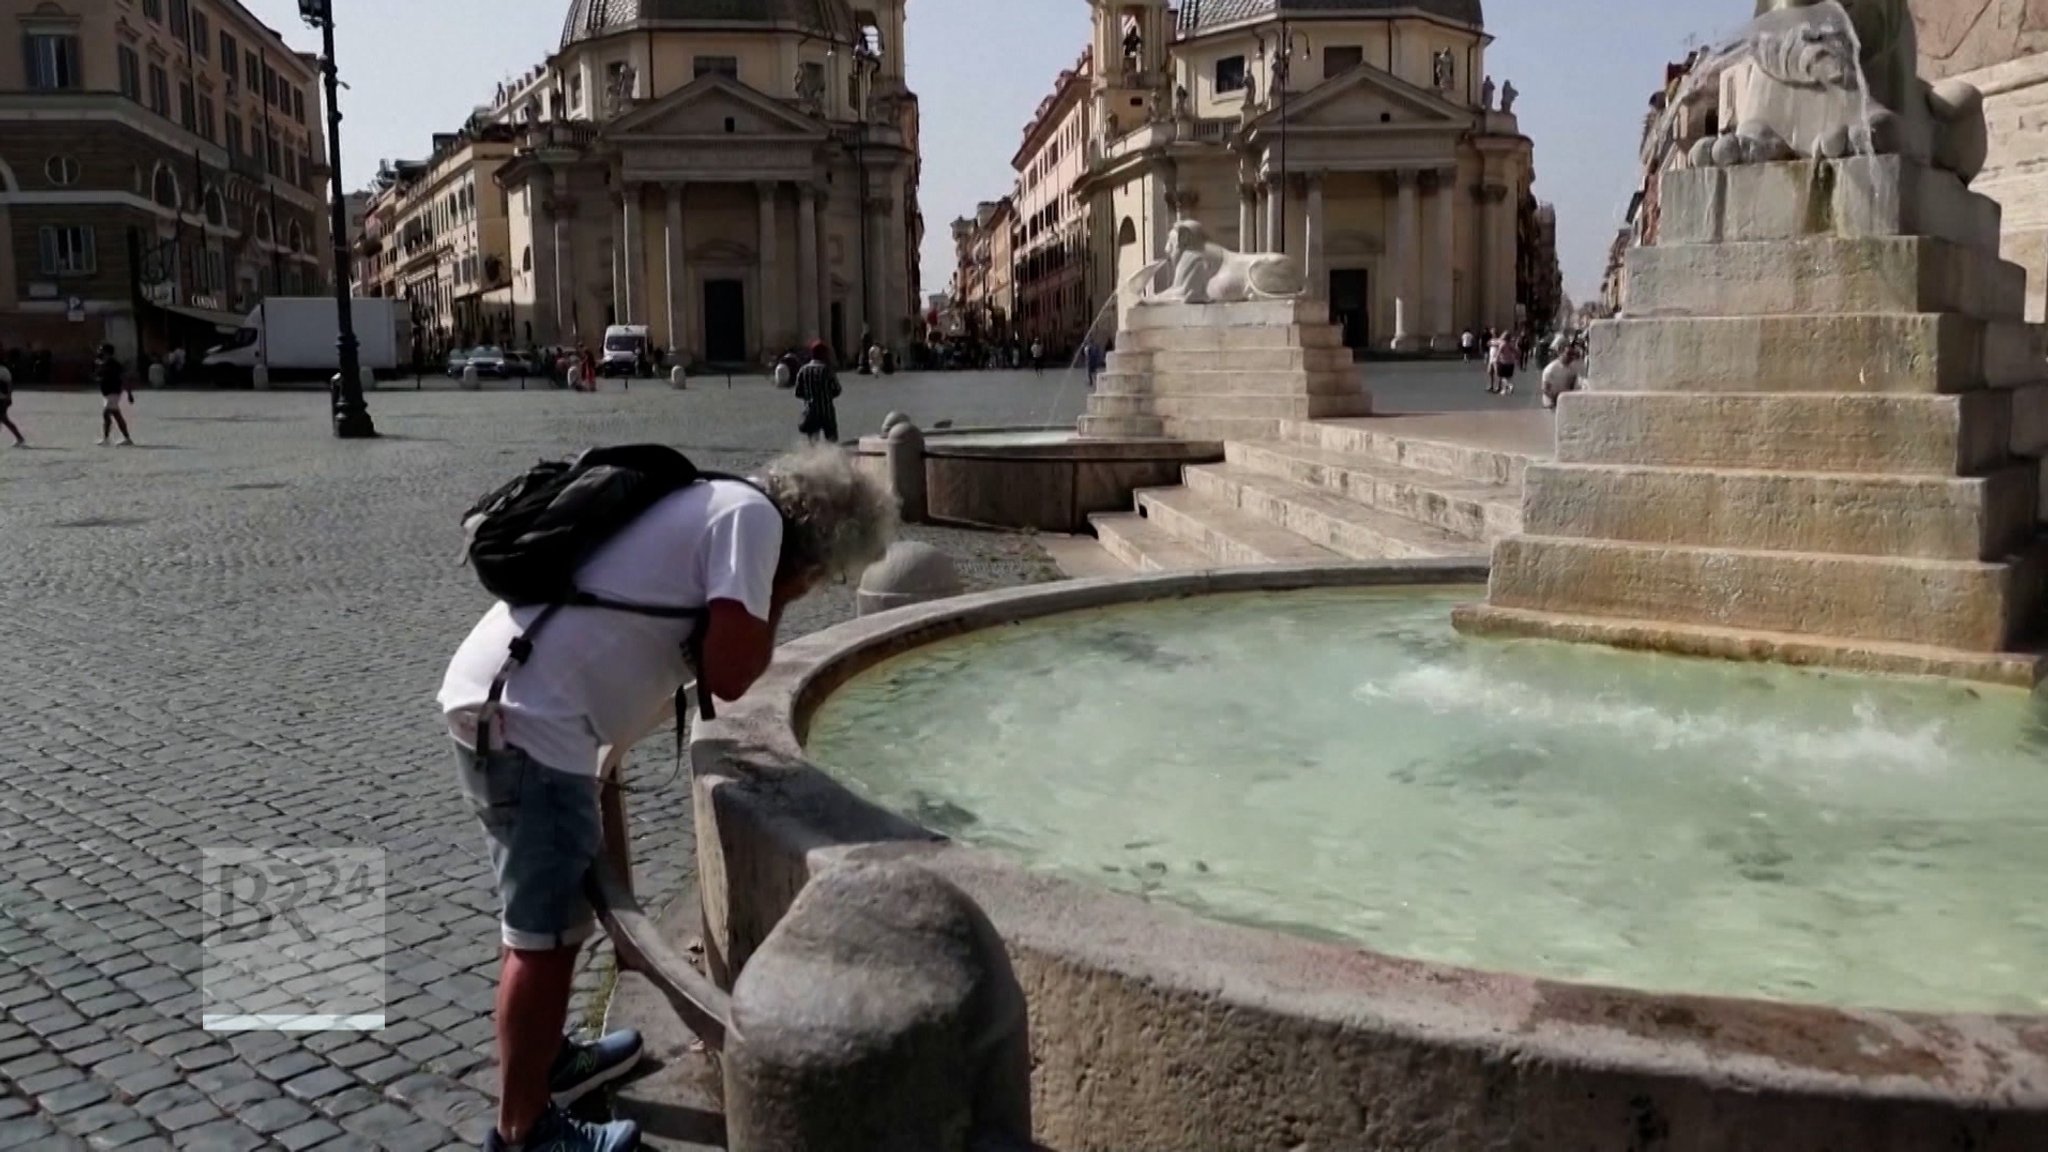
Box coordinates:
[147,362,166,390]
[723,858,1032,1152]
[461,364,481,392]
[881,411,911,435]
[670,365,687,390]
[252,364,270,392]
[857,541,961,617]
[884,422,929,526]
[567,364,583,391]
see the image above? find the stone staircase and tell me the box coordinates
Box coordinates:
[1079,300,1374,443]
[1457,156,2048,686]
[1089,417,1534,572]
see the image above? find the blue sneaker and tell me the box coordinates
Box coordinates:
[483,1103,638,1151]
[549,1029,645,1107]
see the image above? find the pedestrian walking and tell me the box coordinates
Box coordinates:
[1494,330,1522,397]
[1083,338,1106,389]
[440,446,896,1152]
[794,342,841,444]
[93,344,134,446]
[1030,338,1045,374]
[0,362,23,447]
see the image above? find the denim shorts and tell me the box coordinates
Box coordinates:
[453,741,603,952]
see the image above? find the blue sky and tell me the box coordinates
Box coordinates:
[247,1,1734,303]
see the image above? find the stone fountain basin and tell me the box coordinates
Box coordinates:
[851,425,1221,533]
[690,562,2048,1152]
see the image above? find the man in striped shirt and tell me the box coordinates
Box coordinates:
[793,342,841,443]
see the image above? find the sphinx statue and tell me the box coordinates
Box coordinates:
[1694,0,1987,183]
[1141,219,1306,306]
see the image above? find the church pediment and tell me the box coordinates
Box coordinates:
[605,73,827,141]
[1262,66,1470,131]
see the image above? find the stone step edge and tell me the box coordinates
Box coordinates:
[1088,511,1212,573]
[1525,460,2025,485]
[1232,438,1523,503]
[1450,602,2046,689]
[1135,486,1343,565]
[1278,420,1540,486]
[1184,464,1491,560]
[1499,532,2027,574]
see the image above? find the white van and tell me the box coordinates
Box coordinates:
[601,325,651,378]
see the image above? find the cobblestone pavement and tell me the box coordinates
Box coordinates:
[0,375,1077,1150]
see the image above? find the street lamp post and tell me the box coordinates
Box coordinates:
[1262,21,1310,243]
[300,0,375,438]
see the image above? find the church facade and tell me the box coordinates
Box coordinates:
[489,0,921,366]
[1081,0,1535,350]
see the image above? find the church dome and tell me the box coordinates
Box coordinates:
[560,0,856,51]
[1177,0,1483,36]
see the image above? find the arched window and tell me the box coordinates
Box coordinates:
[151,163,180,209]
[45,156,79,187]
[1116,217,1138,246]
[255,208,273,243]
[203,188,225,227]
[288,221,305,254]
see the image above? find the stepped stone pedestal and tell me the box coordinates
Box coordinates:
[1080,299,1371,444]
[1456,155,2048,686]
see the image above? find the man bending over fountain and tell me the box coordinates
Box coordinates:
[437,446,897,1152]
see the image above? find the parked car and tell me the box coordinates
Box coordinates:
[501,350,535,378]
[467,346,508,378]
[446,348,472,377]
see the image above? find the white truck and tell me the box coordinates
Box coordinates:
[204,297,407,386]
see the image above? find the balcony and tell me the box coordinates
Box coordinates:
[521,119,598,153]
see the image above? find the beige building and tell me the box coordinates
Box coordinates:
[483,0,921,367]
[1081,0,1533,352]
[0,0,329,377]
[949,196,1014,342]
[1011,50,1097,354]
[353,123,518,354]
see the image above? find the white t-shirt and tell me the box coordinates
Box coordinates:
[438,479,783,774]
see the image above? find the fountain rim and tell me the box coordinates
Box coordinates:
[852,422,1212,462]
[692,560,2048,1110]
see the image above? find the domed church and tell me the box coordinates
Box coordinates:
[1082,0,1535,349]
[491,0,921,364]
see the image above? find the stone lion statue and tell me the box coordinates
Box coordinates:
[1141,219,1306,306]
[1691,0,1987,184]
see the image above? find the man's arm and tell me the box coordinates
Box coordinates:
[699,596,786,703]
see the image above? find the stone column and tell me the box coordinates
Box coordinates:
[553,174,578,343]
[1390,169,1421,351]
[797,184,821,341]
[1427,167,1456,346]
[1238,182,1258,254]
[530,183,560,345]
[814,190,832,351]
[1264,174,1284,261]
[865,198,889,346]
[1477,181,1513,331]
[1303,174,1325,295]
[622,185,645,326]
[758,181,779,359]
[610,191,625,327]
[665,183,686,358]
[1148,165,1174,262]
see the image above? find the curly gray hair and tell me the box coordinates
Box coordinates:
[756,445,898,581]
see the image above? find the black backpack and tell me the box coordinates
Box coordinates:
[462,444,735,749]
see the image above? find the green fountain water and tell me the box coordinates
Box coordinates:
[806,587,2048,1015]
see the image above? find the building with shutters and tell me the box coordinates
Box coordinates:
[0,0,330,379]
